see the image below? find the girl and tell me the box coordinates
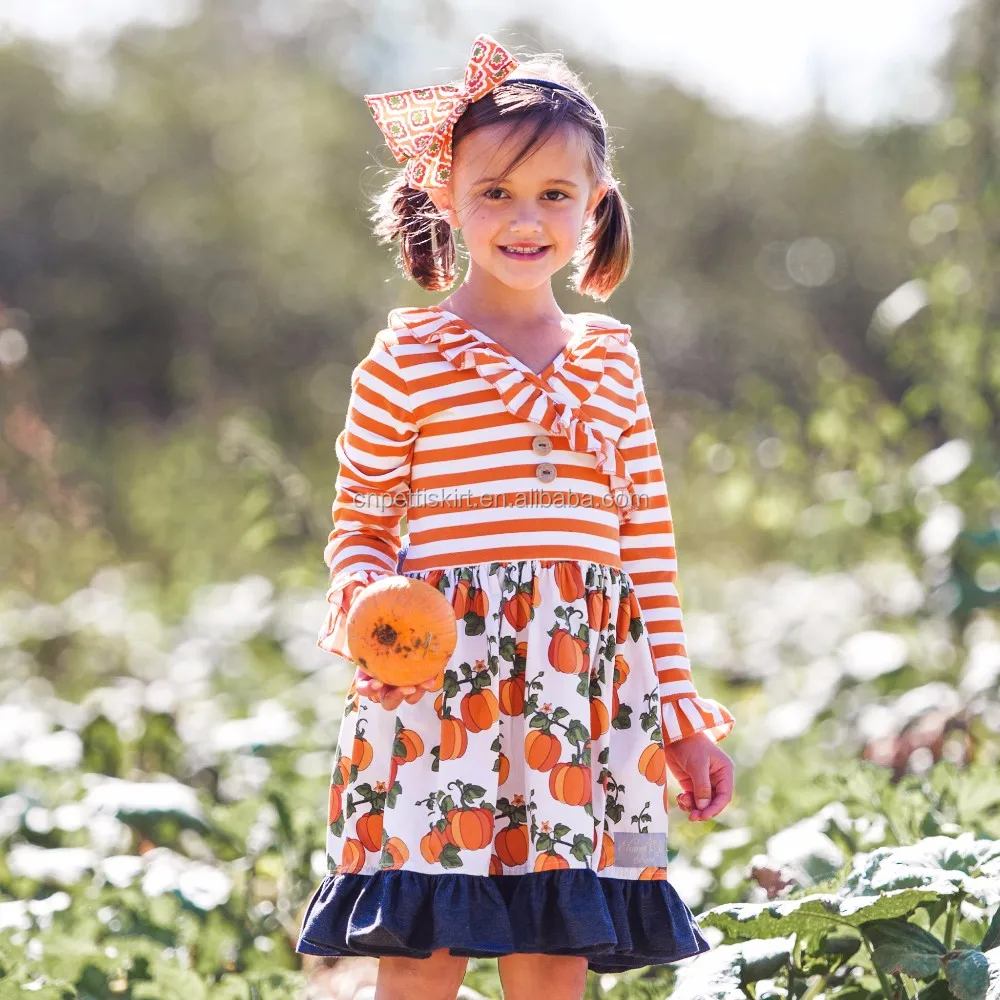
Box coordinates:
[296,34,736,1000]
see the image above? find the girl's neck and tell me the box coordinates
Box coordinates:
[440,262,564,328]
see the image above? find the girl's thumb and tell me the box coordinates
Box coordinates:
[693,767,712,809]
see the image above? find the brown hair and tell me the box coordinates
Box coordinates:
[368,52,632,302]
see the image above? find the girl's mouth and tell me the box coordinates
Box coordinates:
[498,245,552,260]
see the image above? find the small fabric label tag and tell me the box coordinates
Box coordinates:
[613,832,668,868]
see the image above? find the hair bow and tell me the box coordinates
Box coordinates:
[363,33,519,191]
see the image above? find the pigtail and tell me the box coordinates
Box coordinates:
[370,171,457,292]
[572,181,633,302]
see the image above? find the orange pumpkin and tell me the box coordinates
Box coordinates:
[337,838,366,874]
[495,823,529,867]
[549,762,592,806]
[598,831,614,871]
[452,580,471,619]
[460,689,500,733]
[445,806,494,851]
[534,851,570,872]
[613,654,630,687]
[590,699,609,740]
[422,672,445,692]
[393,727,425,765]
[616,598,632,643]
[498,675,526,716]
[586,590,604,631]
[345,576,457,687]
[639,866,667,881]
[352,733,373,772]
[531,576,541,608]
[470,587,489,617]
[554,563,585,603]
[612,686,620,721]
[497,751,510,786]
[489,853,503,875]
[420,826,449,864]
[548,628,590,674]
[439,718,468,759]
[328,783,343,826]
[629,590,642,622]
[334,754,350,786]
[356,811,383,853]
[639,743,667,786]
[381,836,409,870]
[525,730,561,772]
[502,592,533,631]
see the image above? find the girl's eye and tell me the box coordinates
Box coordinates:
[481,189,569,201]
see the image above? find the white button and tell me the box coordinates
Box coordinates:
[532,435,552,456]
[535,462,557,483]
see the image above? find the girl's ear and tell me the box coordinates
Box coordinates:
[586,181,610,221]
[426,186,461,230]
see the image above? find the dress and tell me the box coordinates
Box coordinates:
[295,306,735,973]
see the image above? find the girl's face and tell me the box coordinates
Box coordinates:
[428,122,609,295]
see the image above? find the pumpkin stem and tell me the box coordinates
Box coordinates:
[373,623,398,645]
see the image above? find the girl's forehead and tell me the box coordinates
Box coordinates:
[453,123,590,183]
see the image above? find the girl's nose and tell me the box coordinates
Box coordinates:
[509,212,543,234]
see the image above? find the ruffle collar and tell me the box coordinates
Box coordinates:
[389,306,639,525]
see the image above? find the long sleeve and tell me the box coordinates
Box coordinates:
[317,332,418,660]
[617,344,735,745]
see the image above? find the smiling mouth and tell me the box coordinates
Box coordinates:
[498,245,552,258]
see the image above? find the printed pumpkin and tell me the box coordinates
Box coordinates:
[337,838,366,874]
[420,826,449,864]
[445,806,494,851]
[345,576,457,686]
[525,730,561,772]
[494,823,529,867]
[461,688,500,733]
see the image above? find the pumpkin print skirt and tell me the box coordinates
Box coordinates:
[295,558,713,973]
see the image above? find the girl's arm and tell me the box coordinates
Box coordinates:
[317,331,417,661]
[617,342,735,745]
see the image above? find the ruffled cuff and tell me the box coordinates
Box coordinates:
[317,568,392,659]
[660,694,735,745]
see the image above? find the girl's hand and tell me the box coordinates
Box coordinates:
[354,668,441,711]
[662,732,734,822]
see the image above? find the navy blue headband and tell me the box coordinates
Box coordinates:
[498,77,598,110]
[495,77,606,151]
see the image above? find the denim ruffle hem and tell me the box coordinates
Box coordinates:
[295,868,712,974]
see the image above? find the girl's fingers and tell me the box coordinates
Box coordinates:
[354,673,436,708]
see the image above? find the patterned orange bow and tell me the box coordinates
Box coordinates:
[363,34,519,191]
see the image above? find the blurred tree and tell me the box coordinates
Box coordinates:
[0,0,995,596]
